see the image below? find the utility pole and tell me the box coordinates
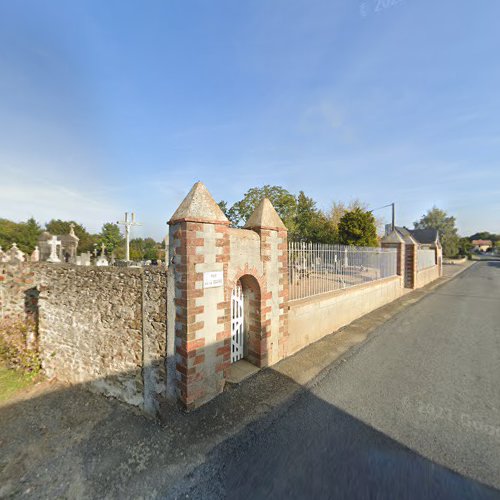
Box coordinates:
[369,202,396,232]
[117,212,142,262]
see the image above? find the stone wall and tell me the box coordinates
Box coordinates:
[287,276,404,356]
[0,262,167,415]
[0,261,38,322]
[414,265,440,289]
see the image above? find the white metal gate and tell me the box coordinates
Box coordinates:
[231,282,244,363]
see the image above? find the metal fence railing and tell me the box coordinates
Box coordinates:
[417,248,436,271]
[288,242,398,301]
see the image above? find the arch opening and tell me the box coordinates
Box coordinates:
[230,274,262,367]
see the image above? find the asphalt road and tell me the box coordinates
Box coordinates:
[172,262,500,499]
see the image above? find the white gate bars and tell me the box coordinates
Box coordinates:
[230,282,244,363]
[288,241,398,301]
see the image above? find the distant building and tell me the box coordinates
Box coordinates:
[471,240,492,252]
[385,225,441,248]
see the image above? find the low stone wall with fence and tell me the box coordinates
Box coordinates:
[286,241,403,355]
[287,275,403,355]
[287,234,443,356]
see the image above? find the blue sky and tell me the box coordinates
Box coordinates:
[1,0,499,239]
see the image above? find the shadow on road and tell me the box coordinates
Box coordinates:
[1,364,499,499]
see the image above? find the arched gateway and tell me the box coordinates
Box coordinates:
[167,182,289,410]
[231,281,244,362]
[230,274,262,365]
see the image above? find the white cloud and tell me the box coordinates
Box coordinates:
[1,166,121,232]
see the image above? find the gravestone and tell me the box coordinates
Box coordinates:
[76,252,91,266]
[31,246,40,262]
[6,243,25,263]
[47,236,62,263]
[96,244,109,267]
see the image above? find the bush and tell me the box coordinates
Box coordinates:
[0,319,41,378]
[338,208,378,247]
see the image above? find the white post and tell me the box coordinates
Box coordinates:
[125,213,130,262]
[117,211,141,262]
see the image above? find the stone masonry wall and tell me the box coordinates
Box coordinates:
[0,263,167,415]
[0,261,38,322]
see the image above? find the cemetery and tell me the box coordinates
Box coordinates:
[0,182,442,415]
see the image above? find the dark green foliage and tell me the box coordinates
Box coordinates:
[291,191,337,243]
[414,207,459,258]
[222,186,338,243]
[0,218,42,254]
[338,208,378,247]
[98,223,123,253]
[224,185,297,229]
[128,238,160,261]
[457,238,473,257]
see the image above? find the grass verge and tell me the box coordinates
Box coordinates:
[0,362,34,403]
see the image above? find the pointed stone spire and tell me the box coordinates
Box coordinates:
[244,198,287,231]
[169,181,229,225]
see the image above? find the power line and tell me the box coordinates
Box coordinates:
[368,202,395,231]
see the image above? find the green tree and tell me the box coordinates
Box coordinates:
[217,200,230,220]
[457,237,473,257]
[225,185,297,229]
[328,199,385,234]
[292,191,336,243]
[45,219,97,253]
[0,217,42,254]
[414,207,459,258]
[98,223,123,253]
[338,208,378,247]
[125,237,160,261]
[143,238,160,260]
[21,218,43,252]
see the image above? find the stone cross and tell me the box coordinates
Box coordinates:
[117,212,141,262]
[95,243,109,266]
[47,236,62,263]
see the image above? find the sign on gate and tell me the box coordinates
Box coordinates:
[203,271,224,288]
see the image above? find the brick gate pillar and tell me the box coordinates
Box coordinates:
[381,230,405,283]
[244,199,289,365]
[168,182,230,410]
